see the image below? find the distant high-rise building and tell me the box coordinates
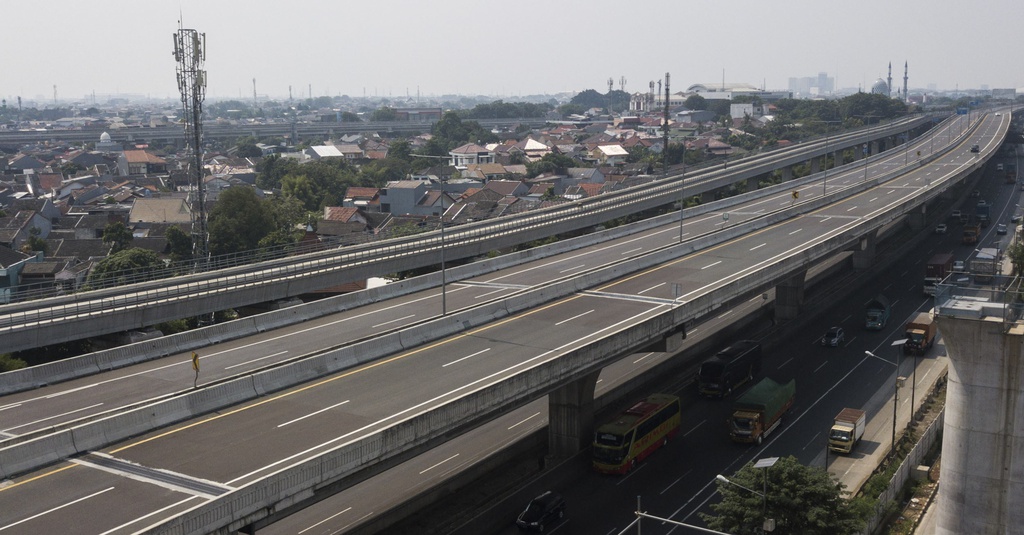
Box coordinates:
[788,73,834,97]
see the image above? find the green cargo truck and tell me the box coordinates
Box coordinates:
[729,378,796,445]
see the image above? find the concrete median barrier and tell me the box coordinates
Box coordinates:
[0,430,77,479]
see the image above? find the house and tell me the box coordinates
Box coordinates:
[449,143,495,169]
[483,180,529,198]
[591,144,629,165]
[10,198,62,225]
[0,211,51,250]
[129,196,192,226]
[304,145,345,160]
[0,247,37,303]
[117,150,167,176]
[8,154,46,173]
[342,187,380,210]
[462,163,509,181]
[378,180,454,217]
[335,144,364,160]
[319,206,376,243]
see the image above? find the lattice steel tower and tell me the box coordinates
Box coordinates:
[173,26,209,268]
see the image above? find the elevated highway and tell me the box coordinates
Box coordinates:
[0,115,936,354]
[0,112,1008,534]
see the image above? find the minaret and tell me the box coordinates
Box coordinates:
[903,61,909,103]
[887,62,892,98]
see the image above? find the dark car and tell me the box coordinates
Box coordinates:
[821,326,845,347]
[997,224,1008,235]
[970,144,980,153]
[517,491,566,531]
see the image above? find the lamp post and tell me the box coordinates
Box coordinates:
[679,142,686,242]
[439,179,448,315]
[717,460,777,534]
[866,338,908,459]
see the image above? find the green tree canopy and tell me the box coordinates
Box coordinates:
[102,221,134,254]
[256,154,300,190]
[88,247,165,287]
[371,106,398,121]
[701,456,866,535]
[165,225,192,263]
[208,187,276,256]
[684,94,708,110]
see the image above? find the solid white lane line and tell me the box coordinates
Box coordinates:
[556,310,594,326]
[813,362,827,373]
[789,228,802,235]
[749,243,766,251]
[2,403,104,433]
[558,264,586,274]
[777,358,793,369]
[508,412,542,430]
[278,400,351,428]
[638,282,666,295]
[0,487,115,532]
[474,288,509,299]
[443,348,491,367]
[224,351,288,370]
[297,507,352,534]
[701,261,722,270]
[419,454,459,475]
[621,247,644,255]
[371,314,416,329]
[98,496,202,535]
[684,420,706,437]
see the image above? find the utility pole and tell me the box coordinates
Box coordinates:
[662,72,670,177]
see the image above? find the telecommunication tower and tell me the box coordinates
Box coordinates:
[172,25,209,268]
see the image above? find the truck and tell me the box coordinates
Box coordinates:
[962,223,981,245]
[864,295,891,330]
[1006,162,1017,184]
[697,340,762,397]
[828,408,867,454]
[976,203,991,227]
[923,253,954,296]
[729,377,796,445]
[904,312,937,355]
[971,247,999,284]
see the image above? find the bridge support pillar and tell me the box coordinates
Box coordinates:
[780,166,793,182]
[774,270,807,322]
[852,229,878,270]
[907,204,927,231]
[547,370,600,460]
[870,140,880,156]
[747,176,760,192]
[809,157,821,175]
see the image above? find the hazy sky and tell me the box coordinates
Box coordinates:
[4,0,1021,104]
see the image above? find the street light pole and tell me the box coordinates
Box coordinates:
[717,457,778,534]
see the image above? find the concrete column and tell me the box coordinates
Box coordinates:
[907,205,927,231]
[746,176,760,192]
[781,166,793,182]
[934,310,1024,535]
[852,229,878,270]
[809,158,821,174]
[870,140,880,156]
[548,370,600,460]
[774,270,807,322]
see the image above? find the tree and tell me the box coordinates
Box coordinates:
[702,456,866,535]
[685,94,708,110]
[340,111,361,123]
[208,187,276,255]
[165,225,192,262]
[87,248,165,287]
[102,222,134,254]
[256,154,300,190]
[371,106,398,121]
[1007,241,1024,275]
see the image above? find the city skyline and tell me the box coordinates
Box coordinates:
[3,0,1021,105]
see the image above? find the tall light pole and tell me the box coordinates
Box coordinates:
[867,337,908,460]
[717,460,777,534]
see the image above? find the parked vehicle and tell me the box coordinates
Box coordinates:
[828,408,867,454]
[517,491,566,531]
[821,326,845,346]
[1006,163,1017,184]
[865,295,891,330]
[697,340,762,397]
[904,312,937,355]
[924,253,954,295]
[729,378,796,444]
[592,393,681,474]
[971,247,999,284]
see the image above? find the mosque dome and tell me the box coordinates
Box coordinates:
[870,79,889,95]
[100,132,111,142]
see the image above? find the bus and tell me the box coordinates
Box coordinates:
[697,340,762,397]
[592,393,681,474]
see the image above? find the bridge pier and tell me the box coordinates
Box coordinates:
[780,166,793,182]
[547,370,600,461]
[852,229,878,270]
[774,270,807,322]
[935,306,1024,534]
[809,157,821,175]
[907,205,927,231]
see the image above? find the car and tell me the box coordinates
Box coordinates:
[997,224,1008,235]
[971,190,981,198]
[971,144,980,153]
[935,223,947,234]
[821,326,845,347]
[951,210,962,220]
[953,260,966,271]
[1012,214,1022,223]
[517,491,566,531]
[996,112,1002,116]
